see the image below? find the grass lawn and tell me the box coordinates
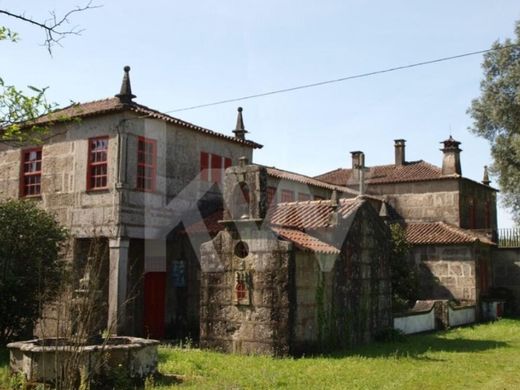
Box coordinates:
[2,319,520,389]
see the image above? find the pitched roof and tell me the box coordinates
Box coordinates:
[29,97,262,149]
[272,227,340,254]
[405,222,495,246]
[315,160,450,185]
[270,198,362,230]
[264,166,357,194]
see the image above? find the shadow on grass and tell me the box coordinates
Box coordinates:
[321,331,509,360]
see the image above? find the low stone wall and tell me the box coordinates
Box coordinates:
[448,303,476,327]
[393,303,436,335]
[394,300,477,335]
[7,337,159,384]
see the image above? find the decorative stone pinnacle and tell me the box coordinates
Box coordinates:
[482,165,491,186]
[233,106,248,140]
[115,65,136,104]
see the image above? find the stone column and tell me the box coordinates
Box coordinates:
[108,238,130,335]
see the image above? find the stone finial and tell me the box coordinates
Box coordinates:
[440,135,462,176]
[232,107,249,140]
[115,65,136,104]
[482,165,491,186]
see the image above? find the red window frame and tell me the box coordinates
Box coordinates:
[87,136,109,191]
[200,152,209,181]
[211,154,223,183]
[137,137,157,192]
[281,189,295,203]
[20,147,42,197]
[298,192,311,201]
[200,152,232,183]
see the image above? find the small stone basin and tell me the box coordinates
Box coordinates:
[7,336,160,385]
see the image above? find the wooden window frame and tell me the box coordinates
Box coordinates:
[20,147,42,197]
[87,136,109,191]
[281,189,295,203]
[298,192,311,201]
[267,186,277,206]
[136,136,157,192]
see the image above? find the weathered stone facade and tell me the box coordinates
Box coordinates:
[411,245,482,301]
[0,69,259,338]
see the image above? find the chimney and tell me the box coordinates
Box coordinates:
[394,139,406,166]
[350,151,362,180]
[115,66,136,104]
[440,136,462,175]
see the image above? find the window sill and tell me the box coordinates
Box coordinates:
[20,195,42,200]
[85,188,111,194]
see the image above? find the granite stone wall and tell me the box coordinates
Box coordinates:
[411,245,477,301]
[199,227,292,355]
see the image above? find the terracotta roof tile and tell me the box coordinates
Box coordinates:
[405,222,495,245]
[270,198,361,229]
[265,166,357,194]
[29,98,262,148]
[315,160,451,185]
[272,227,340,254]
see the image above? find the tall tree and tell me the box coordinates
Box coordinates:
[468,22,520,225]
[0,2,98,141]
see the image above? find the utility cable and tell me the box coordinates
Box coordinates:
[165,43,520,113]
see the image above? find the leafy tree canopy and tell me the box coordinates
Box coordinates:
[468,21,520,225]
[0,200,68,344]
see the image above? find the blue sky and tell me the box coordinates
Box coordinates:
[2,1,520,227]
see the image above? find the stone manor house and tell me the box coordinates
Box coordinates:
[0,67,507,355]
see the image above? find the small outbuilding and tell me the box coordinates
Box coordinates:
[199,162,392,355]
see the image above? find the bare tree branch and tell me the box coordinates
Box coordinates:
[0,1,101,54]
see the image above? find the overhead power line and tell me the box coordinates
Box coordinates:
[165,43,519,113]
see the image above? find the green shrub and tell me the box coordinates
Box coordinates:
[0,199,67,344]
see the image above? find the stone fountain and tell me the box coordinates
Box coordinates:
[7,267,159,386]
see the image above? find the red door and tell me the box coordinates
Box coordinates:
[143,272,166,339]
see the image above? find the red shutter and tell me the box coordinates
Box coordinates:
[224,157,232,169]
[200,152,209,181]
[211,154,222,183]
